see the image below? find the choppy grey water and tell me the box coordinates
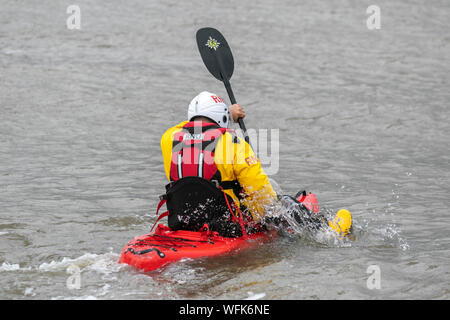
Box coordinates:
[1,0,449,300]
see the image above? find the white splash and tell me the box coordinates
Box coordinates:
[0,262,28,272]
[1,252,123,274]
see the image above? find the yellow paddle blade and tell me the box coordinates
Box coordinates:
[328,209,352,237]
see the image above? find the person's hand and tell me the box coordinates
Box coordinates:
[229,104,245,123]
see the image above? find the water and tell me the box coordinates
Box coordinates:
[1,0,449,300]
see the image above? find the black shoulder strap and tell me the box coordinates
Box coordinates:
[219,179,242,200]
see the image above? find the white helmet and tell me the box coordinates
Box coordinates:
[188,91,230,128]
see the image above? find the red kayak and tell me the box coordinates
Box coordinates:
[119,224,277,272]
[119,191,325,272]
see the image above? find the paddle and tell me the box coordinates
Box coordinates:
[196,27,251,146]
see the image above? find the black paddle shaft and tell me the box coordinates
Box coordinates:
[196,27,251,145]
[222,77,249,140]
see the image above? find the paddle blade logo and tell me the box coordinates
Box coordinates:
[205,36,220,50]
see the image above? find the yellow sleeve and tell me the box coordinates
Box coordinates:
[160,121,188,180]
[233,136,277,220]
[215,132,277,220]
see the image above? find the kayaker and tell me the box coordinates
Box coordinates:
[159,91,278,237]
[157,91,352,238]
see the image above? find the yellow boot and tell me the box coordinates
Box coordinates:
[328,209,352,237]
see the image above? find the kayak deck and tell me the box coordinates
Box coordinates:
[119,224,277,272]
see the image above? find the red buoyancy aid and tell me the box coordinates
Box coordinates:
[169,121,230,183]
[161,121,251,237]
